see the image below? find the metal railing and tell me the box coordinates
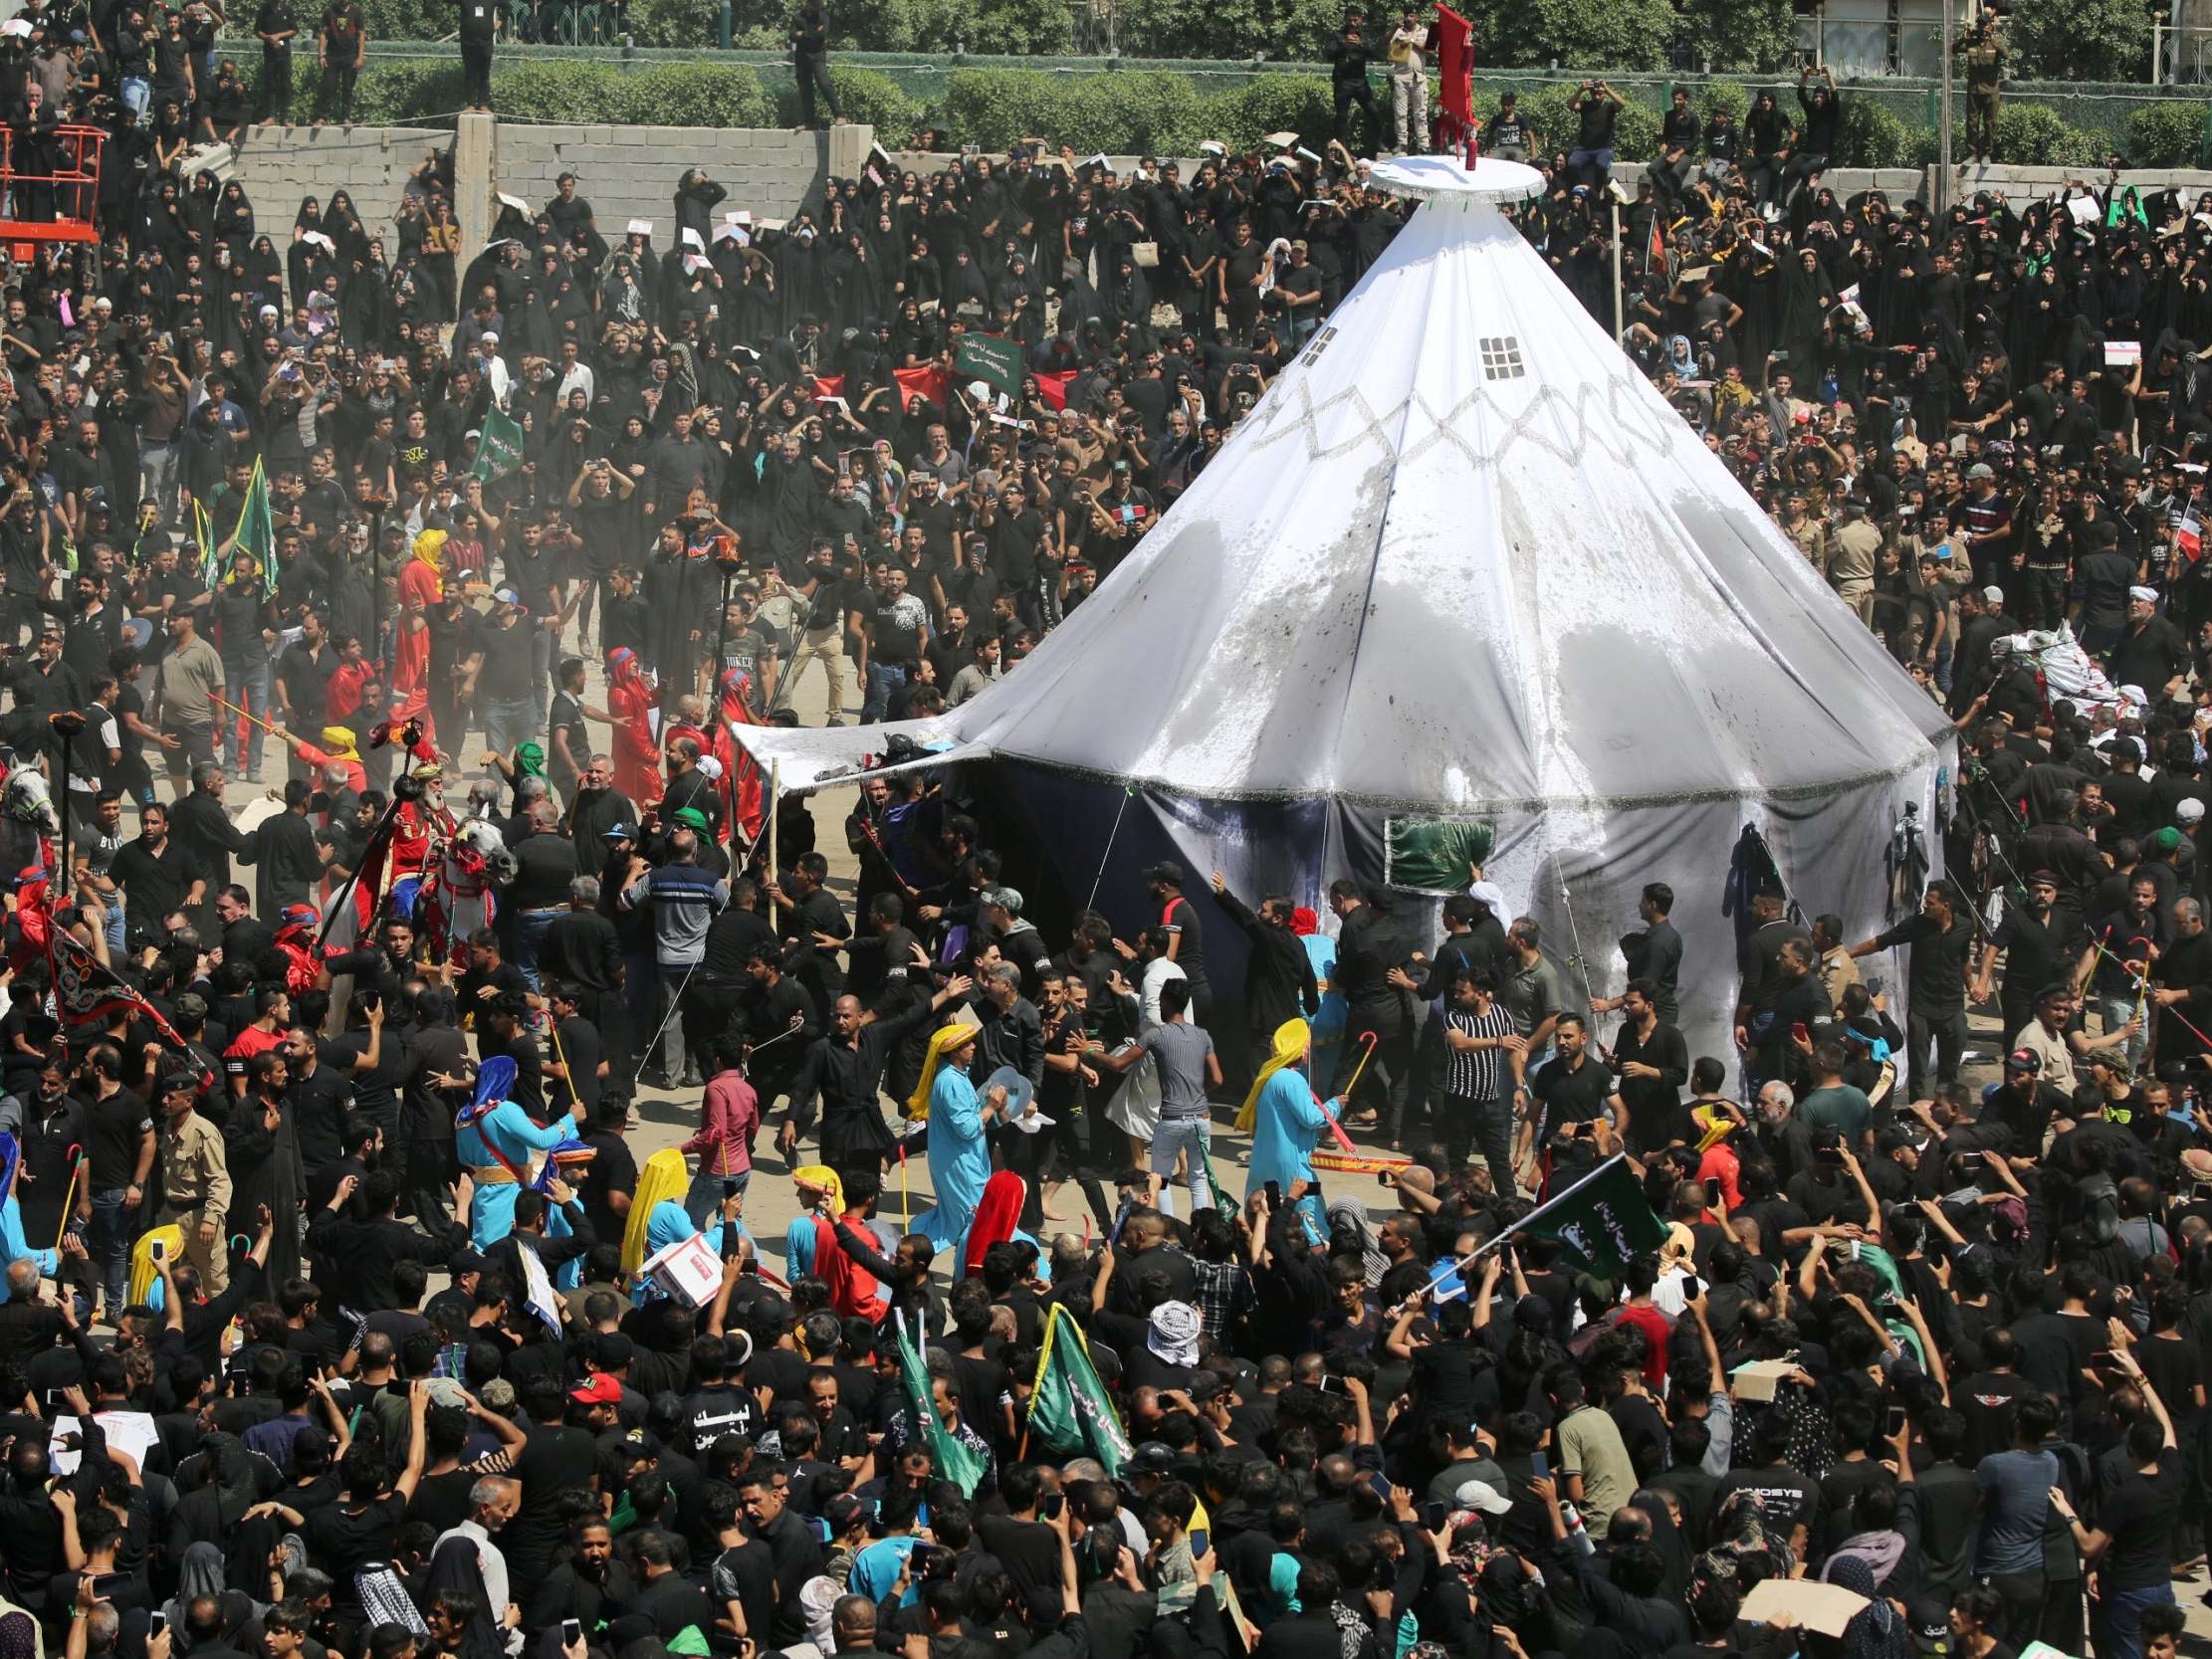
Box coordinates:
[312,41,2212,159]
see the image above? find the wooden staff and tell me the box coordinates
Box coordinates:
[209,694,280,736]
[767,759,780,883]
[52,1145,83,1253]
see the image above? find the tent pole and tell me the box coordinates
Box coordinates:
[1610,198,1624,341]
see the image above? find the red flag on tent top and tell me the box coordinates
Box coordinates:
[1432,5,1475,161]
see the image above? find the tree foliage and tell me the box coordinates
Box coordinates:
[1477,0,1674,72]
[1669,0,1794,74]
[2003,0,2152,84]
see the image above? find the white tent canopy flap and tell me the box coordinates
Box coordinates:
[737,155,1957,1062]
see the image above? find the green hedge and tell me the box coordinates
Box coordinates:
[246,56,773,124]
[2125,99,2210,167]
[234,57,2158,171]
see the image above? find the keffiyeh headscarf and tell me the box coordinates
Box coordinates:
[798,1574,841,1659]
[1147,1300,1202,1367]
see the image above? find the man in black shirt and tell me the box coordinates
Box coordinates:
[476,593,540,761]
[509,801,581,988]
[455,0,495,109]
[427,590,485,762]
[788,0,838,129]
[1850,879,1974,1087]
[1211,871,1319,1087]
[1526,1014,1617,1184]
[107,800,204,941]
[82,1043,154,1324]
[254,0,294,121]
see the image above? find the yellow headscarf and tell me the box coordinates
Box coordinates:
[320,726,360,760]
[906,1012,984,1122]
[412,526,448,589]
[1234,1018,1311,1133]
[1692,1102,1743,1153]
[792,1164,846,1216]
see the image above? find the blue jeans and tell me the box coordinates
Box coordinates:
[1150,1118,1212,1217]
[222,660,271,775]
[2090,1580,2173,1659]
[684,1166,749,1228]
[481,695,540,762]
[90,1186,136,1316]
[1568,144,1614,187]
[513,906,560,988]
[862,662,908,723]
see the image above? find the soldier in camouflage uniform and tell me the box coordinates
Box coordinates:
[1959,14,2005,165]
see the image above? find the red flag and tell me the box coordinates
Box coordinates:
[1033,371,1076,411]
[9,865,50,976]
[812,367,951,410]
[1648,213,1668,280]
[2182,503,2203,563]
[710,669,767,844]
[895,366,949,408]
[319,794,402,956]
[1433,5,1475,160]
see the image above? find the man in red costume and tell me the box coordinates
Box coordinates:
[603,648,660,810]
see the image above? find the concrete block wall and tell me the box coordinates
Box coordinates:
[494,125,830,245]
[203,125,448,241]
[1924,162,2212,202]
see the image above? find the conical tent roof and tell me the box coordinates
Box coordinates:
[742,156,1952,809]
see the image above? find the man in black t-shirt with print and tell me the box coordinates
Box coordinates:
[859,565,927,724]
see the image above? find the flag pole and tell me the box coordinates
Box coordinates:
[1472,1151,1636,1261]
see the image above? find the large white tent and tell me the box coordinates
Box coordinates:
[738,156,1958,1060]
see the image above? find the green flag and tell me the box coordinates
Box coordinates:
[225,457,276,596]
[894,1311,987,1497]
[1383,814,1497,895]
[1025,1304,1132,1476]
[1503,1154,1666,1277]
[469,405,528,484]
[955,333,1024,402]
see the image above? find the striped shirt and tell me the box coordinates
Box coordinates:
[1441,1001,1518,1103]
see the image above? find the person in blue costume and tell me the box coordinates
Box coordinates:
[907,1020,1006,1254]
[784,1165,843,1277]
[633,1188,752,1306]
[451,1056,582,1249]
[1234,1017,1340,1240]
[527,1141,597,1290]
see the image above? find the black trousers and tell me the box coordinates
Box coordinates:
[461,35,493,106]
[1334,80,1382,151]
[260,49,292,119]
[318,62,357,121]
[401,1135,457,1224]
[1014,1089,1114,1235]
[795,52,839,126]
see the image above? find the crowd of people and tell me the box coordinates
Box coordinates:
[0,12,2203,1659]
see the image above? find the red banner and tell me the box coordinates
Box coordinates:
[811,366,951,410]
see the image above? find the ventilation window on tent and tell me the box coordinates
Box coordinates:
[1480,336,1525,380]
[1301,324,1338,366]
